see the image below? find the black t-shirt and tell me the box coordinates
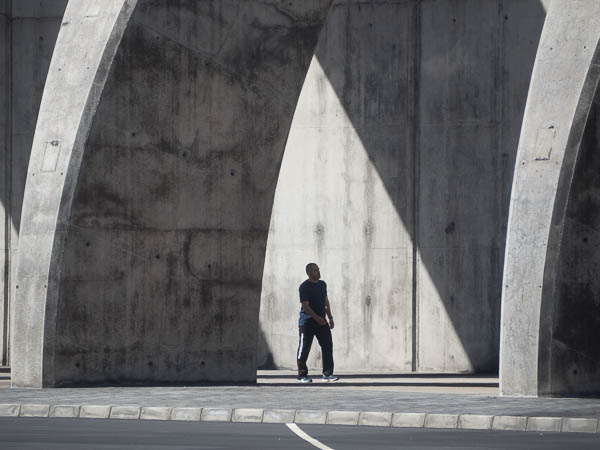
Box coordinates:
[298,280,327,326]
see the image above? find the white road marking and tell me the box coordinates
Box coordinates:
[286,423,334,450]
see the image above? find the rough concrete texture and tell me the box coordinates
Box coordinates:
[231,408,264,423]
[295,410,327,424]
[109,405,141,420]
[526,416,562,432]
[80,405,110,419]
[552,93,600,395]
[140,406,171,421]
[262,409,296,424]
[259,0,546,373]
[391,412,425,428]
[49,405,80,418]
[171,407,201,422]
[491,415,527,431]
[11,0,138,388]
[358,411,392,427]
[12,0,332,387]
[424,413,459,429]
[0,0,67,366]
[562,418,598,433]
[201,408,232,422]
[0,403,19,417]
[500,0,600,396]
[326,410,359,426]
[457,414,493,430]
[19,403,49,417]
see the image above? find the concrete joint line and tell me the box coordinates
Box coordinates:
[4,404,600,434]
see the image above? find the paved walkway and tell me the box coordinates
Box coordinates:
[1,369,600,433]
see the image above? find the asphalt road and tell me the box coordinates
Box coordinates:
[1,418,599,449]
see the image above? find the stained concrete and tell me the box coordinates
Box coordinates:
[0,0,67,366]
[13,0,333,387]
[552,89,600,395]
[12,0,600,396]
[11,0,140,388]
[500,0,600,396]
[259,0,546,373]
[0,0,9,367]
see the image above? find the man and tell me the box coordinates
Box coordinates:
[296,263,339,383]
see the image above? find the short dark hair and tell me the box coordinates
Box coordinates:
[306,263,317,275]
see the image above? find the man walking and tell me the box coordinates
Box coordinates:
[296,263,339,383]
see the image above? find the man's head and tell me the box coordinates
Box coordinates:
[306,263,320,282]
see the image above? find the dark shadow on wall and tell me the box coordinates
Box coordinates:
[553,87,600,395]
[306,0,546,372]
[50,0,331,385]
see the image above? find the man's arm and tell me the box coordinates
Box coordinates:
[301,301,326,325]
[325,296,334,329]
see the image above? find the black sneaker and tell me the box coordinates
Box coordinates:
[297,376,312,383]
[322,374,339,382]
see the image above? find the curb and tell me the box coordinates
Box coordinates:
[0,404,598,433]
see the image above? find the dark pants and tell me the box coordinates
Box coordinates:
[297,321,333,378]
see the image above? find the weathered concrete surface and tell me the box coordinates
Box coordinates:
[500,0,600,396]
[13,0,332,387]
[11,0,138,387]
[552,83,600,395]
[0,0,67,367]
[0,1,8,367]
[259,0,545,373]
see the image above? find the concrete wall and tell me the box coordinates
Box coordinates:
[552,88,600,396]
[0,0,66,366]
[259,0,546,373]
[13,0,333,387]
[0,0,8,366]
[500,0,600,396]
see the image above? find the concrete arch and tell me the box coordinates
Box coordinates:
[259,0,547,374]
[500,0,600,396]
[12,0,332,387]
[11,0,137,388]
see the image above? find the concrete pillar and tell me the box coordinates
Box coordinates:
[12,0,332,387]
[0,1,67,367]
[0,0,9,367]
[11,0,138,387]
[500,0,600,396]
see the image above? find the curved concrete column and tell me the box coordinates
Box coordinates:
[11,0,137,388]
[500,0,600,396]
[13,0,332,387]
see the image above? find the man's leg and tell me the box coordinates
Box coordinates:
[315,324,334,376]
[297,325,315,379]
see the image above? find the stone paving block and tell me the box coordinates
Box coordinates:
[80,405,111,419]
[326,410,359,426]
[391,413,425,428]
[526,416,562,432]
[295,410,327,424]
[110,406,141,420]
[262,409,296,423]
[492,415,527,431]
[458,414,493,430]
[424,414,459,429]
[140,407,172,421]
[0,404,20,417]
[562,417,598,433]
[358,412,392,427]
[171,407,202,421]
[50,405,80,418]
[20,404,50,417]
[201,408,232,422]
[232,408,263,423]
